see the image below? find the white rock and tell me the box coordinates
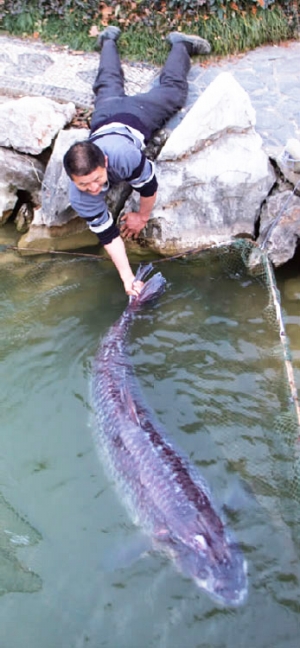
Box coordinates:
[0,96,76,154]
[159,72,256,161]
[148,131,275,252]
[125,73,275,254]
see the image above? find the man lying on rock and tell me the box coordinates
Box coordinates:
[63,27,210,296]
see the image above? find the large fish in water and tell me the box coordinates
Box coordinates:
[92,264,247,606]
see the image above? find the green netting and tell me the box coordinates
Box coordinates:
[228,241,300,506]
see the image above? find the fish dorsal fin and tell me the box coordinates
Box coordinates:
[120,385,140,426]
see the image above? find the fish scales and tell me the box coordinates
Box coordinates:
[92,264,248,606]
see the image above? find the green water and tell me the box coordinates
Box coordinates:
[0,241,299,648]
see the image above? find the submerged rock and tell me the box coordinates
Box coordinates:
[18,217,98,254]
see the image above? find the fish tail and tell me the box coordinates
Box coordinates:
[134,263,155,283]
[129,264,166,310]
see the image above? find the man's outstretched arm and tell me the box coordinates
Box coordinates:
[104,235,143,296]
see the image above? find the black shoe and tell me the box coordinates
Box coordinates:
[96,26,121,50]
[167,31,211,55]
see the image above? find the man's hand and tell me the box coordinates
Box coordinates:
[120,212,147,239]
[123,278,144,297]
[120,192,157,239]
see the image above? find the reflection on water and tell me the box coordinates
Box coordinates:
[0,241,299,648]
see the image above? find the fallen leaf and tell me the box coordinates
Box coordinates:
[101,4,114,26]
[89,25,100,37]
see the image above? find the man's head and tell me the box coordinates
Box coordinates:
[63,141,108,196]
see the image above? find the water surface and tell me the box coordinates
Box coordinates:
[0,243,299,648]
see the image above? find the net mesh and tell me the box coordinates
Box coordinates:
[204,241,300,505]
[225,242,299,511]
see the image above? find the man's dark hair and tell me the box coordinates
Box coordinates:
[63,141,106,178]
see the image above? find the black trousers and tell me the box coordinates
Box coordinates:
[90,41,191,136]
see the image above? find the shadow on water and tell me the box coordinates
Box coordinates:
[0,492,42,596]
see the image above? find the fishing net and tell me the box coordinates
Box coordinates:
[208,240,300,506]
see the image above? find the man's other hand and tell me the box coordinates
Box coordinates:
[120,212,147,239]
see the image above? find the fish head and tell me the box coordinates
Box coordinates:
[172,529,248,607]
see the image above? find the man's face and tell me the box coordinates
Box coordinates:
[71,159,108,196]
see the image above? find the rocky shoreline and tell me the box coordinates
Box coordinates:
[0,35,300,266]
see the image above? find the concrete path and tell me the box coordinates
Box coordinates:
[0,35,158,106]
[0,34,299,157]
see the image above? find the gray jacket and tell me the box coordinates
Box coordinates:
[69,125,157,241]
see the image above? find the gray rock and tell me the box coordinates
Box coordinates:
[258,190,300,265]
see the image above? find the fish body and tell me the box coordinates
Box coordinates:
[92,264,247,606]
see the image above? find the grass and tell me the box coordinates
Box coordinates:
[0,6,294,63]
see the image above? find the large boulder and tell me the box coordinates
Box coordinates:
[0,96,76,155]
[125,72,276,255]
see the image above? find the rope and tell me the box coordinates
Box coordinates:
[6,245,107,261]
[4,244,204,266]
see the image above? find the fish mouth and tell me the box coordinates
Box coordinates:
[195,577,248,607]
[195,560,248,607]
[215,584,248,607]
